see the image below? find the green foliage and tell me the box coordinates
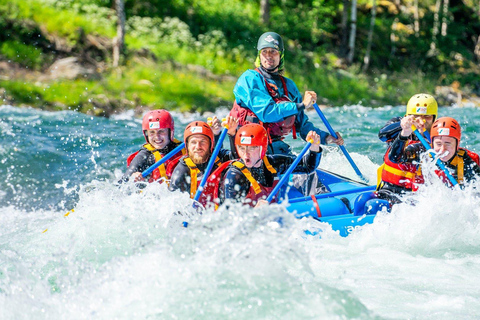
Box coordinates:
[0,0,115,45]
[1,0,479,114]
[0,61,235,113]
[0,40,44,69]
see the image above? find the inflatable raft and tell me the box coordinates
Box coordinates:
[277,169,390,236]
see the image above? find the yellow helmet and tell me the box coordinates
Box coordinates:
[406,93,438,118]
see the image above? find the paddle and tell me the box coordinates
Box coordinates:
[266,140,313,203]
[313,103,368,183]
[411,125,458,187]
[141,142,186,178]
[193,124,229,203]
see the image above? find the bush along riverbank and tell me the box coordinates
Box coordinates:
[1,0,479,117]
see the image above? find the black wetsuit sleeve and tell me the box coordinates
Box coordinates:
[228,134,239,159]
[387,134,425,164]
[463,156,480,183]
[379,117,403,143]
[217,134,238,162]
[168,160,191,193]
[121,149,155,182]
[213,132,238,161]
[269,150,321,175]
[221,166,250,203]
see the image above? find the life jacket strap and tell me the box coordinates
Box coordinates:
[184,156,222,198]
[262,156,277,174]
[232,161,262,194]
[383,163,416,179]
[143,143,167,179]
[172,139,188,156]
[450,150,465,184]
[184,157,200,198]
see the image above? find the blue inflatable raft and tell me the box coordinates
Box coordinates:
[277,169,390,237]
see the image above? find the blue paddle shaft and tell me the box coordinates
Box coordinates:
[313,103,367,182]
[266,142,312,203]
[193,127,229,202]
[412,127,458,187]
[141,142,185,178]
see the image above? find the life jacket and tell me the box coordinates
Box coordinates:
[126,140,185,183]
[183,156,222,204]
[435,148,480,186]
[201,157,279,209]
[379,141,424,191]
[230,68,297,141]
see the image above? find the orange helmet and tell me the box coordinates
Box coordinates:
[235,123,269,158]
[142,110,175,142]
[184,121,215,152]
[431,117,461,148]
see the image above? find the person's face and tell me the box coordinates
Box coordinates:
[260,48,280,70]
[411,114,435,132]
[237,145,262,168]
[433,136,457,162]
[187,135,211,164]
[146,128,170,149]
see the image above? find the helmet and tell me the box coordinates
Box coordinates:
[255,32,285,72]
[406,94,438,118]
[431,117,461,148]
[184,121,214,152]
[235,123,269,158]
[257,32,284,52]
[142,110,175,142]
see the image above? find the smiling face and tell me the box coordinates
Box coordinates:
[433,136,457,162]
[146,128,170,149]
[237,145,262,168]
[187,135,211,164]
[412,114,435,132]
[259,48,280,71]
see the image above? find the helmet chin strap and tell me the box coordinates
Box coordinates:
[252,157,263,167]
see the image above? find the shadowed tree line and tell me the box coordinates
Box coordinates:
[1,0,479,114]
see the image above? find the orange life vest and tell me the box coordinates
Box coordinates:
[126,140,185,183]
[229,68,297,141]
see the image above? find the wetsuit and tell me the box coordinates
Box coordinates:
[233,66,330,155]
[219,149,321,205]
[120,140,183,183]
[378,116,403,144]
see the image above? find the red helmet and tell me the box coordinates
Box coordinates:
[235,123,268,158]
[184,121,215,152]
[431,117,461,148]
[142,110,175,142]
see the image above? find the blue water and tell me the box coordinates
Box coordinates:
[1,104,480,319]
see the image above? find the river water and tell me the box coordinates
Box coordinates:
[1,104,480,319]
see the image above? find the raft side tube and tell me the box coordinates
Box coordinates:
[286,197,351,219]
[316,214,376,236]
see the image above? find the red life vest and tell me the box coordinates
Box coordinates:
[435,148,480,186]
[229,68,297,141]
[380,141,424,191]
[126,141,185,183]
[201,157,279,209]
